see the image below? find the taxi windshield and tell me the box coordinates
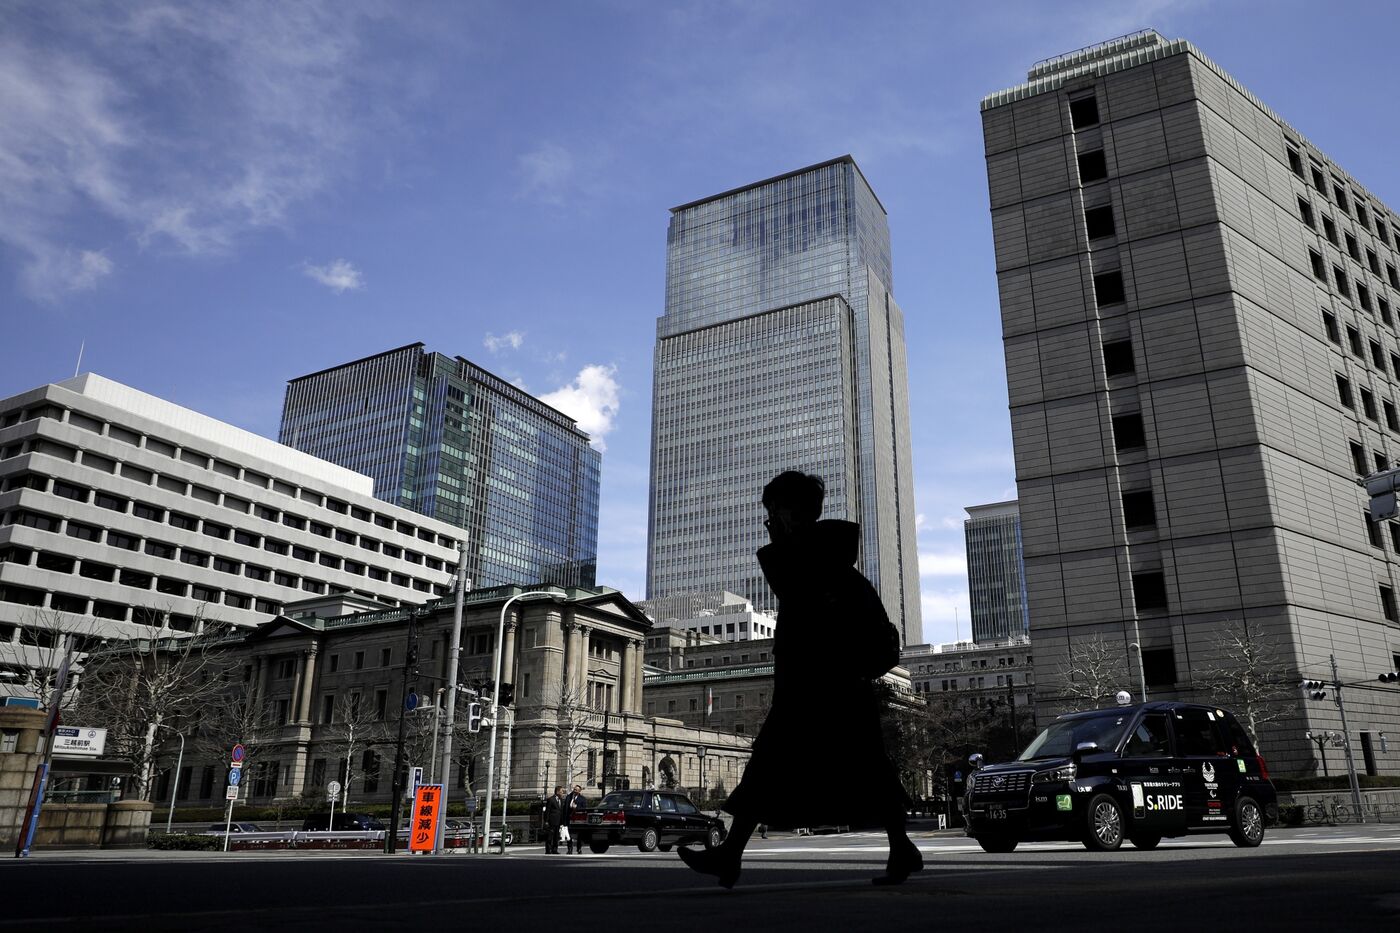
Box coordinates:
[1017,713,1129,761]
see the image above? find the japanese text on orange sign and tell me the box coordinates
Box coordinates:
[409,783,443,853]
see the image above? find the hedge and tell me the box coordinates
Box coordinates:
[148,832,224,851]
[1273,775,1400,793]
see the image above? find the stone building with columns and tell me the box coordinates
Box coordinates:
[147,584,750,809]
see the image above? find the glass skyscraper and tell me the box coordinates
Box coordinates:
[964,501,1029,644]
[280,343,600,589]
[648,157,922,643]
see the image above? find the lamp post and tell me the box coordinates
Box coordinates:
[435,544,470,855]
[156,724,185,834]
[482,589,555,855]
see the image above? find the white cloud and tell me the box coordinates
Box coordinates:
[539,364,620,451]
[920,586,972,646]
[918,551,967,578]
[302,258,363,293]
[0,3,383,302]
[516,143,575,205]
[19,247,114,301]
[484,330,526,353]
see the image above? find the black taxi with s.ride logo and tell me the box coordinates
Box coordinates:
[961,701,1277,853]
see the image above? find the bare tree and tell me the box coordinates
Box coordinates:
[0,607,101,710]
[189,675,276,794]
[1056,634,1132,706]
[1196,620,1299,746]
[319,692,388,806]
[553,683,595,789]
[72,606,232,801]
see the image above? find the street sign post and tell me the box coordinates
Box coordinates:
[328,780,342,829]
[222,744,243,851]
[407,766,423,801]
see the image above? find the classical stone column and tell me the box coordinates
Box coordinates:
[287,653,305,725]
[251,657,266,710]
[620,640,636,713]
[631,639,645,715]
[574,625,592,699]
[502,615,518,687]
[297,644,319,724]
[561,620,578,702]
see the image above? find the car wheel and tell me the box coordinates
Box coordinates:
[1227,796,1265,848]
[638,828,660,852]
[976,834,1018,853]
[1082,793,1125,851]
[1128,834,1161,850]
[705,827,723,850]
[589,840,610,854]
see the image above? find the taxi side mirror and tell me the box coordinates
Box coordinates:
[1072,741,1099,762]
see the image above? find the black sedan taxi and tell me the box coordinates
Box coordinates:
[569,789,726,853]
[963,700,1277,853]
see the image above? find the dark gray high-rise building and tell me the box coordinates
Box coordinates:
[280,343,600,590]
[984,30,1400,774]
[965,501,1029,644]
[648,156,922,644]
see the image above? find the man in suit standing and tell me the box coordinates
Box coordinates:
[563,784,587,853]
[544,786,565,854]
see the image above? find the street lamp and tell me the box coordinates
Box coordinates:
[154,723,186,834]
[482,589,556,855]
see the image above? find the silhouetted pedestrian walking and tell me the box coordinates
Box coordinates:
[678,471,922,887]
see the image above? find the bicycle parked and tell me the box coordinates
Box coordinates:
[1305,796,1356,824]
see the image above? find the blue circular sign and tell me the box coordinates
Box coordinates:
[406,691,419,712]
[231,744,246,763]
[228,767,242,787]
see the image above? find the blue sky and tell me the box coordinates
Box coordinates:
[5,0,1399,646]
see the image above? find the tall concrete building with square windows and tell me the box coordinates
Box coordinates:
[983,30,1400,774]
[965,500,1030,644]
[647,157,922,644]
[280,344,601,591]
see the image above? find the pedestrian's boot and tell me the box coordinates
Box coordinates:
[566,838,573,854]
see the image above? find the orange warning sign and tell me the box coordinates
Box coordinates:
[409,783,443,853]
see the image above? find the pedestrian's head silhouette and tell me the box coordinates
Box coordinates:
[763,471,824,539]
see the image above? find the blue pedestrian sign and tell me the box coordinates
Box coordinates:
[227,767,242,787]
[406,691,419,712]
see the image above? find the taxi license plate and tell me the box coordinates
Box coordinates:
[987,805,1007,820]
[588,814,602,825]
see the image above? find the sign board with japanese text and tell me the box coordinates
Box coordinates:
[408,783,443,853]
[225,785,239,801]
[52,726,106,757]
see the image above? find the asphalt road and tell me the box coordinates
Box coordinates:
[9,824,1400,932]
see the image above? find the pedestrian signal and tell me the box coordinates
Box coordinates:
[467,701,483,733]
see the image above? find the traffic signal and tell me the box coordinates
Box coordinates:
[1302,679,1327,700]
[1380,671,1399,683]
[498,682,515,707]
[467,702,483,733]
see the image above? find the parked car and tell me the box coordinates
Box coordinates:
[962,700,1277,853]
[569,789,725,854]
[301,812,384,831]
[205,822,264,834]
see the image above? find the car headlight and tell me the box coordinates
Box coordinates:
[1032,764,1076,783]
[966,775,976,791]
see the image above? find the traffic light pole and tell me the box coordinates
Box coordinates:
[434,544,469,854]
[482,590,553,855]
[1330,655,1366,823]
[386,606,422,854]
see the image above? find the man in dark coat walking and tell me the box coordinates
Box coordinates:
[679,471,922,888]
[543,786,565,854]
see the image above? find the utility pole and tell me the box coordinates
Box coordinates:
[386,605,422,854]
[435,543,469,854]
[1330,655,1366,823]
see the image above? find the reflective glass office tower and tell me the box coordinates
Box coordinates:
[964,501,1030,644]
[280,344,600,589]
[649,156,922,643]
